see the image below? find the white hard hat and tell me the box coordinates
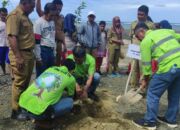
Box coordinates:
[88,11,96,16]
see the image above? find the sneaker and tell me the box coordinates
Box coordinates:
[11,110,30,121]
[17,113,30,121]
[132,119,157,130]
[107,73,117,78]
[11,110,19,119]
[114,73,122,78]
[88,93,99,102]
[157,116,178,128]
[96,71,102,75]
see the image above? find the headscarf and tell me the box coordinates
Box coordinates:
[64,13,76,37]
[112,16,124,39]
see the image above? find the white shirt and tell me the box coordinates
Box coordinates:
[0,21,8,47]
[34,17,56,61]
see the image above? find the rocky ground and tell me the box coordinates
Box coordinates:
[0,43,180,130]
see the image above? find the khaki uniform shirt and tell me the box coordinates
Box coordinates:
[107,28,122,49]
[130,20,155,44]
[6,6,35,50]
[54,15,64,42]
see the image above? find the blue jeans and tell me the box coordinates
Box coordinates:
[144,67,180,123]
[25,97,73,120]
[0,47,9,64]
[88,72,101,94]
[36,46,55,77]
[75,72,101,94]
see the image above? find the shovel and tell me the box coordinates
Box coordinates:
[116,61,143,104]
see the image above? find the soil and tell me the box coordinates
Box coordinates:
[0,43,180,130]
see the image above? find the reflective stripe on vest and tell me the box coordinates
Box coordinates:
[157,47,180,63]
[178,38,180,43]
[142,61,152,66]
[151,36,174,52]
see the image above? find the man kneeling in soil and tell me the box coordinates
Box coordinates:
[68,45,101,101]
[18,59,76,129]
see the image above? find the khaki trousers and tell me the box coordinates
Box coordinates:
[9,50,34,111]
[108,44,120,74]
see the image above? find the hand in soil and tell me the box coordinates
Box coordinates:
[80,90,88,99]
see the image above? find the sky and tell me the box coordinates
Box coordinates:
[4,0,180,23]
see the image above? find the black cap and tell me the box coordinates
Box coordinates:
[63,59,75,71]
[99,21,106,25]
[52,0,63,5]
[73,45,86,58]
[138,5,149,15]
[134,22,149,33]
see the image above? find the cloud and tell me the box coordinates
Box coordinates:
[162,3,180,8]
[4,0,180,23]
[98,2,180,11]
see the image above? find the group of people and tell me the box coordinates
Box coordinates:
[0,0,100,129]
[0,0,180,130]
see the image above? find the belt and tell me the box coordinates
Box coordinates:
[41,46,54,50]
[85,46,97,49]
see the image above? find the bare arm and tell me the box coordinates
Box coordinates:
[140,75,150,88]
[84,75,93,91]
[62,35,67,52]
[36,0,44,17]
[80,75,93,98]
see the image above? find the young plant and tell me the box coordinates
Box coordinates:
[74,1,87,24]
[2,0,9,8]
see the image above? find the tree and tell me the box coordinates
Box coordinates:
[74,1,87,24]
[2,0,9,8]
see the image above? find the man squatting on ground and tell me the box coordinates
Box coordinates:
[67,46,101,102]
[19,59,76,129]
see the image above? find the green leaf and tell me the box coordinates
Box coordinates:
[74,1,87,24]
[2,0,9,8]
